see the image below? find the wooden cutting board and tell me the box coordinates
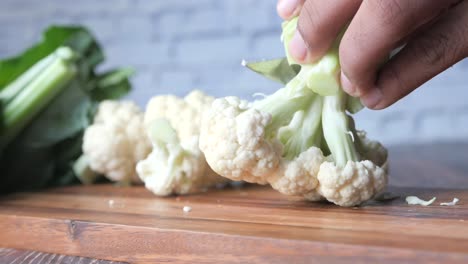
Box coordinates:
[0,185,467,264]
[0,143,468,264]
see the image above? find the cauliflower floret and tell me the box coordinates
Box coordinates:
[200,97,281,184]
[201,95,324,196]
[356,131,388,168]
[83,101,151,184]
[269,147,324,196]
[137,91,230,196]
[145,90,213,141]
[316,161,387,207]
[137,120,225,195]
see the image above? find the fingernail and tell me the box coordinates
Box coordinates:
[340,72,357,96]
[277,0,299,18]
[361,88,383,109]
[289,31,308,62]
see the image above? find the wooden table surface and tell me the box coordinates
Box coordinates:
[0,143,468,264]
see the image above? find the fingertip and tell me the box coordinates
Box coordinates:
[340,71,357,96]
[277,0,300,20]
[289,30,308,62]
[360,88,384,110]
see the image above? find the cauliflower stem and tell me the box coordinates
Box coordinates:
[322,90,359,167]
[279,16,361,167]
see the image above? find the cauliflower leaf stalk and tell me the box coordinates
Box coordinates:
[200,17,388,207]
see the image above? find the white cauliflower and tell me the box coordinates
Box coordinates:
[83,100,151,184]
[200,92,388,207]
[144,90,212,141]
[316,161,386,207]
[199,17,388,207]
[137,90,230,196]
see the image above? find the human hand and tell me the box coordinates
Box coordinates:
[277,0,468,109]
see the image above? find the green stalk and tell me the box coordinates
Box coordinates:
[322,90,359,167]
[252,87,313,137]
[0,47,77,150]
[278,94,323,160]
[0,53,56,103]
[302,52,340,96]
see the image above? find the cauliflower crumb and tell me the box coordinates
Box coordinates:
[406,196,436,206]
[440,198,459,206]
[183,206,192,213]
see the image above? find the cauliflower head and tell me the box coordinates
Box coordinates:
[137,90,230,196]
[200,90,388,206]
[199,17,388,207]
[83,100,151,184]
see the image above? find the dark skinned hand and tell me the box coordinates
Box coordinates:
[277,0,468,109]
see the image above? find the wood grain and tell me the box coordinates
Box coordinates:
[0,143,467,264]
[0,247,128,264]
[0,185,467,264]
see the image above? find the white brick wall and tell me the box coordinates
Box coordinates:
[1,0,467,145]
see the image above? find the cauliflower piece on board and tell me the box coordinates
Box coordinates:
[137,90,231,196]
[83,100,151,184]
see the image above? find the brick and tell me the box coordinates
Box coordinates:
[100,41,170,68]
[249,31,283,60]
[223,0,279,33]
[0,0,57,19]
[191,64,281,100]
[118,16,154,43]
[73,16,122,42]
[174,36,248,66]
[158,70,198,97]
[183,9,233,35]
[126,69,156,107]
[37,15,81,27]
[153,11,188,40]
[0,21,37,57]
[53,0,132,16]
[26,16,85,41]
[234,67,282,98]
[134,0,216,14]
[194,67,238,97]
[153,9,234,40]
